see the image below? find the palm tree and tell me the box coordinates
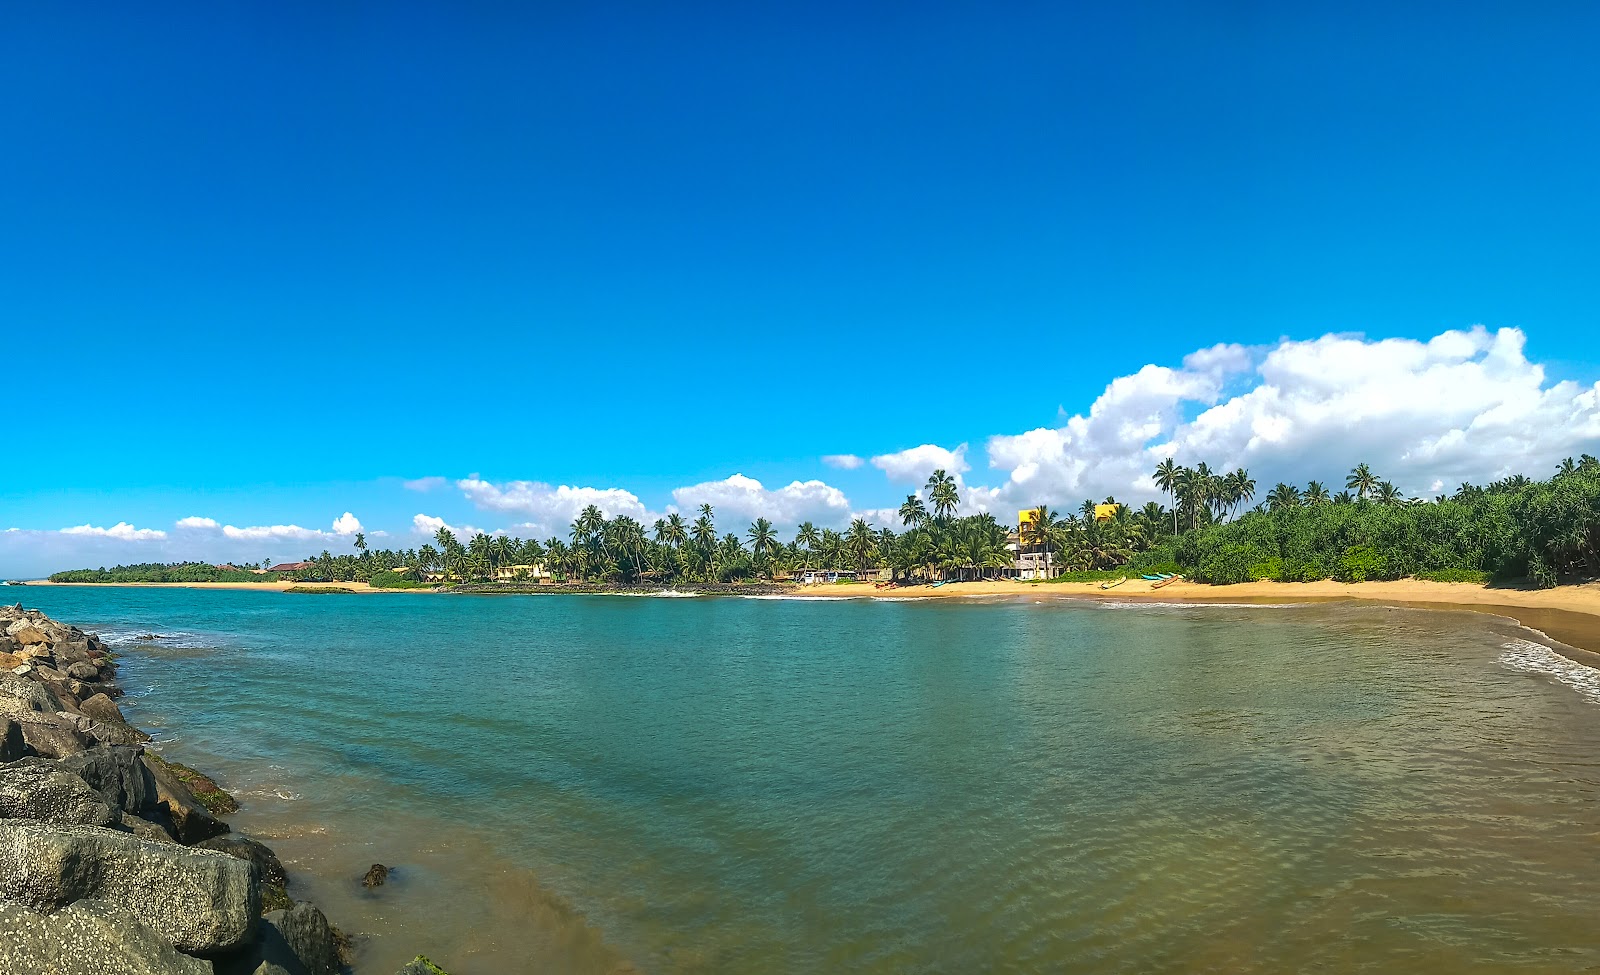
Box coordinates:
[898,494,927,528]
[747,518,779,560]
[926,470,960,521]
[1333,490,1354,505]
[1266,483,1301,511]
[1225,469,1255,519]
[353,532,367,557]
[1346,463,1379,500]
[1558,457,1579,478]
[1154,457,1180,534]
[1303,480,1329,505]
[691,512,718,553]
[846,518,877,575]
[1375,481,1403,504]
[1021,505,1059,577]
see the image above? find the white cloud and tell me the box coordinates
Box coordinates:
[976,326,1600,506]
[672,474,852,531]
[455,478,652,537]
[175,516,219,530]
[822,454,865,470]
[331,512,362,535]
[870,443,970,484]
[59,522,167,541]
[411,513,491,540]
[403,476,449,492]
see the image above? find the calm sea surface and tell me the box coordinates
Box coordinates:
[16,587,1600,974]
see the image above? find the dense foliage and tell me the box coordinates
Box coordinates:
[1135,456,1600,587]
[48,563,286,584]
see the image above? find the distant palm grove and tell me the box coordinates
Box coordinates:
[49,456,1600,589]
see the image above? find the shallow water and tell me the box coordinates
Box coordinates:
[19,588,1600,973]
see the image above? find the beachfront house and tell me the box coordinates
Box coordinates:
[493,563,549,583]
[795,568,858,585]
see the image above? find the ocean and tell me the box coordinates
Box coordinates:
[18,587,1600,974]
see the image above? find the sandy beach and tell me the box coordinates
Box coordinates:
[792,577,1600,658]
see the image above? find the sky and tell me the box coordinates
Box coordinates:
[3,3,1599,576]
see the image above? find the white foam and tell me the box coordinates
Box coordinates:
[1091,600,1313,610]
[740,594,862,601]
[1499,639,1600,704]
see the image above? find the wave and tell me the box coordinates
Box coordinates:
[1091,600,1314,611]
[1499,638,1600,704]
[93,627,221,651]
[740,594,863,601]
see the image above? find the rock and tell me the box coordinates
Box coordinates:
[197,834,288,888]
[144,755,231,844]
[0,651,23,670]
[9,625,48,645]
[80,692,129,724]
[396,956,450,975]
[0,670,65,718]
[17,713,93,759]
[88,716,153,747]
[66,661,101,681]
[0,899,213,975]
[121,812,179,844]
[0,634,18,654]
[58,745,162,821]
[361,863,389,889]
[0,820,259,953]
[218,903,339,975]
[54,636,92,665]
[0,759,118,826]
[0,717,23,761]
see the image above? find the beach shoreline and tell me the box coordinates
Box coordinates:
[23,575,1600,656]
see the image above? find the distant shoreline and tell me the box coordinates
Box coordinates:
[22,576,1600,658]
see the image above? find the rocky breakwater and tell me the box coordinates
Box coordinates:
[0,605,448,975]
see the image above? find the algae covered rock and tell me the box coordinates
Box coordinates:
[397,956,451,975]
[144,754,231,844]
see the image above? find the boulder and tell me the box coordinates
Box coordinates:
[0,717,23,761]
[0,651,23,670]
[54,636,93,665]
[17,713,93,759]
[66,661,101,681]
[0,671,65,718]
[0,899,213,975]
[58,745,162,821]
[361,863,389,888]
[0,820,259,953]
[144,755,230,844]
[9,625,48,646]
[80,692,129,725]
[88,716,153,746]
[197,834,287,888]
[0,759,118,826]
[217,903,339,975]
[0,634,18,655]
[396,957,450,975]
[121,812,179,844]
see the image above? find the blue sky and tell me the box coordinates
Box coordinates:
[4,3,1600,575]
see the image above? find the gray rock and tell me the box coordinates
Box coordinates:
[197,834,288,888]
[80,692,129,725]
[88,716,153,746]
[0,899,213,975]
[0,820,259,953]
[0,758,117,826]
[121,812,179,844]
[144,755,230,845]
[217,903,339,975]
[65,661,101,681]
[0,671,65,719]
[59,744,162,820]
[0,717,23,761]
[16,712,93,759]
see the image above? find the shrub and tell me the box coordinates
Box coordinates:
[1336,544,1389,582]
[1247,556,1283,582]
[1197,543,1264,585]
[369,570,428,589]
[1413,568,1491,584]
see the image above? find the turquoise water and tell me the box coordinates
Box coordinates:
[18,588,1600,974]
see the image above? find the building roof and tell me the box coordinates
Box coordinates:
[268,562,313,572]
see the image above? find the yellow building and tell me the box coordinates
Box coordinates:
[1094,503,1121,523]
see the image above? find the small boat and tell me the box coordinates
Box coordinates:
[1140,574,1164,581]
[1100,576,1127,590]
[930,580,951,588]
[1151,574,1183,589]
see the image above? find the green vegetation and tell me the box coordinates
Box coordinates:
[284,586,356,594]
[48,562,286,584]
[368,570,429,589]
[1135,455,1600,587]
[146,754,238,815]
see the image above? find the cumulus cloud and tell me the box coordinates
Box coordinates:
[822,454,865,470]
[870,444,971,484]
[403,476,449,492]
[331,512,362,535]
[672,474,852,531]
[976,326,1600,506]
[59,522,167,541]
[455,478,652,536]
[410,513,491,540]
[174,516,219,530]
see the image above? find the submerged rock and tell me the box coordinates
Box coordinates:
[396,956,450,975]
[0,820,259,953]
[0,759,118,826]
[0,899,212,975]
[361,863,389,889]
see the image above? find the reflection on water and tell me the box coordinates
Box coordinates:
[21,589,1600,974]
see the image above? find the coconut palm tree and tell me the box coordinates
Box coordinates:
[1303,480,1329,505]
[746,518,779,560]
[926,470,959,521]
[846,518,877,575]
[898,494,927,527]
[1346,463,1379,500]
[1021,505,1059,576]
[1154,457,1180,534]
[1375,481,1403,504]
[1266,483,1301,511]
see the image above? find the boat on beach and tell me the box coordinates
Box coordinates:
[1100,576,1127,590]
[1150,574,1183,589]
